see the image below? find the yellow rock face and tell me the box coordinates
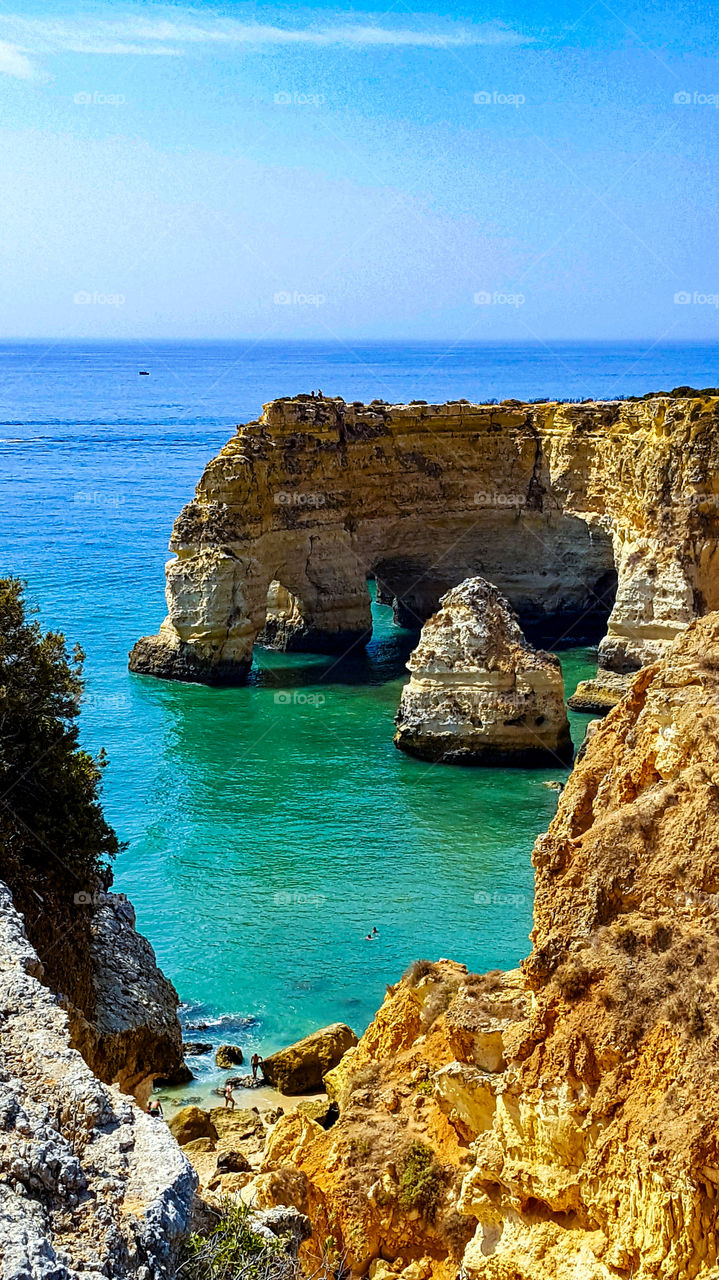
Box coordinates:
[130,393,719,684]
[242,616,719,1278]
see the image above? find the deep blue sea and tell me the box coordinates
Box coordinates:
[2,339,716,1087]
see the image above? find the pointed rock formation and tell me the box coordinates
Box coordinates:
[394,577,573,765]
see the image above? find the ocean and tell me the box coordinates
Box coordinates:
[2,338,716,1090]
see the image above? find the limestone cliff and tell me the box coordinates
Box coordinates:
[67,893,184,1099]
[249,612,719,1279]
[394,577,572,765]
[130,392,719,685]
[0,881,196,1280]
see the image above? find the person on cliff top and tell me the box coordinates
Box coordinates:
[223,1081,236,1110]
[147,1097,163,1119]
[251,1053,263,1081]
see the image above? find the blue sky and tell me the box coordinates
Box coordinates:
[1,0,718,338]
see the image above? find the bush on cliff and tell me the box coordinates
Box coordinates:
[180,1200,334,1280]
[397,1140,445,1221]
[181,1201,290,1280]
[0,577,119,1011]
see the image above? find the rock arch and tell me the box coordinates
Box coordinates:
[129,393,719,685]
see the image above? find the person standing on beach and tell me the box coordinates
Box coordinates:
[223,1082,235,1110]
[251,1053,263,1081]
[147,1097,163,1119]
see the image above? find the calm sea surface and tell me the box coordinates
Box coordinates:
[2,340,716,1082]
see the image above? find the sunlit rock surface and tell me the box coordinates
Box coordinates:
[394,576,572,765]
[130,392,719,685]
[248,612,719,1279]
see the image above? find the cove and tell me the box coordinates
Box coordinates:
[123,586,595,1078]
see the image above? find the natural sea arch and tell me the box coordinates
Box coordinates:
[129,394,719,684]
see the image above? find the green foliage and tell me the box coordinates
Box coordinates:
[180,1199,342,1280]
[0,578,119,1008]
[397,1141,444,1221]
[180,1200,292,1280]
[413,1079,434,1095]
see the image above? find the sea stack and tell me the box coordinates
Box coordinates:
[394,577,573,765]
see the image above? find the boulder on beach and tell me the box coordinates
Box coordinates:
[261,1023,358,1095]
[394,576,573,766]
[169,1105,218,1146]
[216,1149,252,1173]
[215,1043,244,1068]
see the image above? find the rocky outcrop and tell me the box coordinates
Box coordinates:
[250,612,719,1279]
[67,894,184,1099]
[169,1106,218,1146]
[129,392,719,685]
[394,577,572,765]
[567,669,631,712]
[215,1044,244,1069]
[178,1106,276,1200]
[262,1023,359,1095]
[0,881,196,1280]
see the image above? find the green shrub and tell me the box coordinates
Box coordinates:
[0,578,119,1011]
[180,1200,296,1280]
[398,1141,444,1221]
[414,1079,434,1096]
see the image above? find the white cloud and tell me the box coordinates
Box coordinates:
[0,11,529,62]
[0,39,37,78]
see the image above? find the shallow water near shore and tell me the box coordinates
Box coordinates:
[2,339,715,1090]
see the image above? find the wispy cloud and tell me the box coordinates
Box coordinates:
[0,9,529,77]
[0,38,38,79]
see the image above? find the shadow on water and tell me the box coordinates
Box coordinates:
[249,629,419,690]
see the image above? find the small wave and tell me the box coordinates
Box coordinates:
[179,1002,260,1034]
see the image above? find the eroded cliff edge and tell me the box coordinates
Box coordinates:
[249,612,719,1278]
[0,880,196,1280]
[130,392,719,685]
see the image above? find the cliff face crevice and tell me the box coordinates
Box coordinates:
[246,613,719,1279]
[129,393,719,686]
[0,880,196,1280]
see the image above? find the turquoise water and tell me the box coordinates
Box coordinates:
[2,339,715,1073]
